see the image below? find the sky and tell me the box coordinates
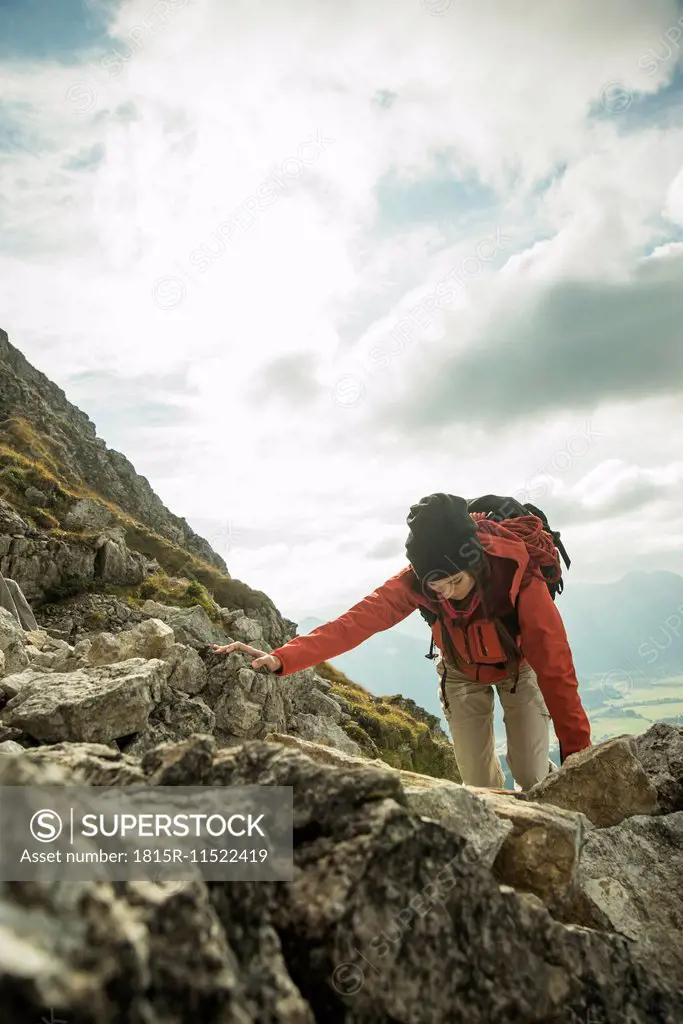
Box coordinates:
[2,0,683,626]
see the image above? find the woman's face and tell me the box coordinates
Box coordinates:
[429,570,476,602]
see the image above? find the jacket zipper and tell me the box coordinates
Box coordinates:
[477,625,488,656]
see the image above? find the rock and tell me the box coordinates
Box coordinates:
[0,722,26,745]
[226,613,264,643]
[73,638,93,659]
[85,618,175,665]
[206,653,288,739]
[0,607,29,676]
[289,712,362,755]
[213,666,286,738]
[266,731,398,772]
[23,629,49,650]
[0,668,36,698]
[165,642,207,694]
[141,600,225,647]
[0,734,680,1021]
[1,530,97,605]
[0,739,23,753]
[525,735,659,827]
[63,496,114,531]
[634,722,683,813]
[402,781,513,868]
[45,627,72,642]
[478,789,591,905]
[19,741,146,785]
[24,646,60,670]
[562,812,683,989]
[93,534,146,586]
[0,658,166,744]
[24,485,48,507]
[300,688,344,722]
[120,689,216,758]
[0,650,4,677]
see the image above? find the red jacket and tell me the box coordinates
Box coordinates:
[271,525,592,758]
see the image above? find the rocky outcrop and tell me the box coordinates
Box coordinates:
[635,722,683,813]
[84,617,176,665]
[0,328,226,571]
[525,735,660,826]
[0,615,446,774]
[561,811,683,988]
[1,736,681,1023]
[140,599,226,648]
[0,658,167,743]
[270,733,589,907]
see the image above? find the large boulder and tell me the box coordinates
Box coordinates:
[205,653,289,740]
[634,722,683,813]
[401,781,513,868]
[164,642,208,694]
[561,812,683,989]
[93,532,147,586]
[85,618,175,665]
[63,496,114,532]
[476,788,590,905]
[0,658,166,743]
[525,735,659,826]
[141,600,225,647]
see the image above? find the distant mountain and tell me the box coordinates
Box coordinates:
[558,570,683,683]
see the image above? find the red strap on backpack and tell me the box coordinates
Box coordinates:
[473,513,563,589]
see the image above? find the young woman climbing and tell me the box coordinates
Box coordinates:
[212,493,592,790]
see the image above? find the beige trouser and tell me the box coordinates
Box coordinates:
[437,656,551,791]
[0,574,38,631]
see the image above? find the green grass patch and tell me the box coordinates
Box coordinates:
[314,661,461,781]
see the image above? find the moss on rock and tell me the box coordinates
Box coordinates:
[313,661,461,782]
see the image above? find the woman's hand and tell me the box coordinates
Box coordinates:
[211,641,282,673]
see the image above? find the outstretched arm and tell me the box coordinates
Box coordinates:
[214,569,420,677]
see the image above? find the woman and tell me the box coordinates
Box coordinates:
[213,493,591,790]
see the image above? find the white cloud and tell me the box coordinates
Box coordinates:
[2,0,683,617]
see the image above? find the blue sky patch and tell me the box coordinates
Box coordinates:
[373,168,499,236]
[63,143,106,172]
[0,0,112,62]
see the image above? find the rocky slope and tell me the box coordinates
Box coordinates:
[0,328,224,572]
[0,724,682,1023]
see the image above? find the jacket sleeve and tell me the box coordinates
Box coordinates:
[271,570,420,676]
[516,576,592,761]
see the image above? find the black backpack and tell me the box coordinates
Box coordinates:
[416,495,570,657]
